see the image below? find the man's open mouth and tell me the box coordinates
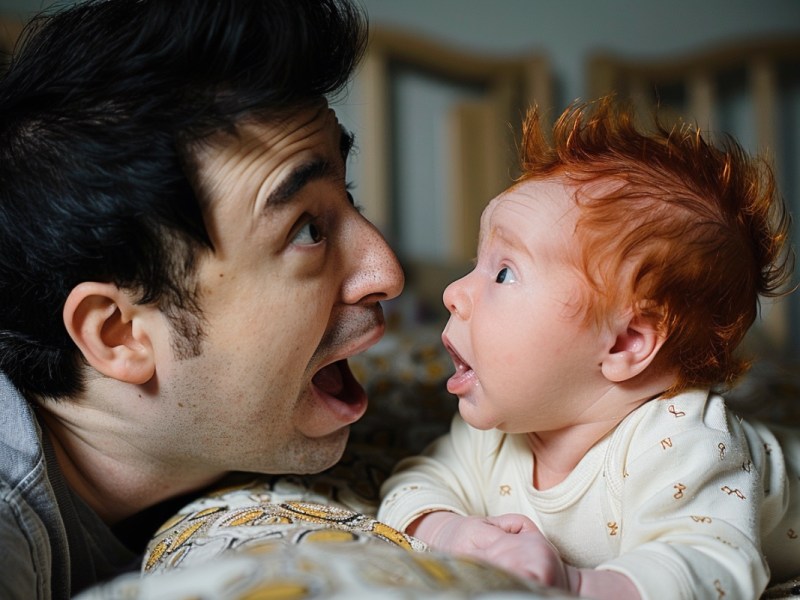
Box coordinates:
[311,359,365,406]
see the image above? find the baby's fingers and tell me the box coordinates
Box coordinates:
[484,513,540,534]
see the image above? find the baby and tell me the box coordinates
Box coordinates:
[378,97,800,599]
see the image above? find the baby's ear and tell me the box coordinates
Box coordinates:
[62,282,156,385]
[601,310,667,383]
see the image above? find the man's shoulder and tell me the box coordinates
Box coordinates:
[0,478,38,543]
[0,371,46,487]
[0,371,62,596]
[0,496,41,598]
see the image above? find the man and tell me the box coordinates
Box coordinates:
[0,0,404,597]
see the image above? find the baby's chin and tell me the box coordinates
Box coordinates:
[458,400,503,431]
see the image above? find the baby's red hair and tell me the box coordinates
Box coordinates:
[518,97,793,395]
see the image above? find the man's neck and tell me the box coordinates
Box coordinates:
[37,397,223,525]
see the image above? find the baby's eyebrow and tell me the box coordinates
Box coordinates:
[491,225,535,261]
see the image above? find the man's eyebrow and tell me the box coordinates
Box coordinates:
[265,159,337,207]
[340,126,355,161]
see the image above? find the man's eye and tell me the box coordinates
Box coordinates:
[292,221,324,245]
[495,266,517,284]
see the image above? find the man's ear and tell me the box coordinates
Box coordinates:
[63,282,156,384]
[601,311,667,383]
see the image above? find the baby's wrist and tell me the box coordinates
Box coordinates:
[563,564,582,594]
[565,566,641,599]
[407,510,459,546]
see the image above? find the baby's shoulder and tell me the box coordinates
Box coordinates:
[620,389,733,437]
[608,389,748,468]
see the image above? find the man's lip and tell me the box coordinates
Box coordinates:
[314,320,386,374]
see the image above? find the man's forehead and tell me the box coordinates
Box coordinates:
[194,102,340,154]
[189,104,348,197]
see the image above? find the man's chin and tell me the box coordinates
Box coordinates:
[292,427,351,475]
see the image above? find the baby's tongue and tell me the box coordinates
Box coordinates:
[312,361,344,396]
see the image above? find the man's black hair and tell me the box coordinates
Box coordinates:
[0,0,367,398]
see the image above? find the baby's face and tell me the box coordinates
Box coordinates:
[441,178,616,434]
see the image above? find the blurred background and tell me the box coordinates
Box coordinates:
[1,0,799,364]
[345,1,800,369]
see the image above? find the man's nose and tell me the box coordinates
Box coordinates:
[341,217,404,305]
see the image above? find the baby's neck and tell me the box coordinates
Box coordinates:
[527,374,676,490]
[527,419,619,490]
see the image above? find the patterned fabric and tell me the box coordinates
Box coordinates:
[141,480,427,575]
[83,545,563,599]
[77,478,571,599]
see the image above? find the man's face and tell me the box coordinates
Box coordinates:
[441,178,613,434]
[153,103,403,475]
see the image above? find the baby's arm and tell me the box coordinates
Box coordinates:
[380,399,771,598]
[411,511,569,587]
[597,394,771,599]
[412,510,640,599]
[379,417,642,597]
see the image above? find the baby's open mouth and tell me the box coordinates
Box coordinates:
[445,341,472,374]
[442,338,476,395]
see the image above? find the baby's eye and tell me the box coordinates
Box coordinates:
[292,220,324,245]
[495,266,517,284]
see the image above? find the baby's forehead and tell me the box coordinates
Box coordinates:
[478,178,582,256]
[481,178,576,228]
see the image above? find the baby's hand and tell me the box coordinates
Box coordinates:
[411,512,571,589]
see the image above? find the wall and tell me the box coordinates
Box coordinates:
[341,0,800,239]
[358,0,800,107]
[335,0,800,349]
